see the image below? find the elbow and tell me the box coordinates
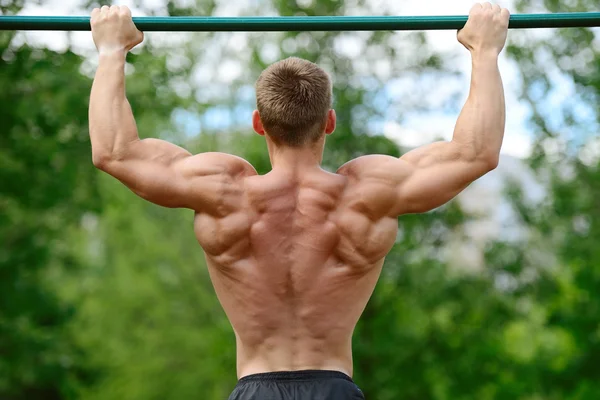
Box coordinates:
[456,143,499,171]
[482,153,500,172]
[92,152,113,170]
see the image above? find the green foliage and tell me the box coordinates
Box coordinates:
[0,42,99,400]
[499,1,600,398]
[65,180,237,399]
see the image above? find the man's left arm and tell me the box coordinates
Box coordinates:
[89,6,254,212]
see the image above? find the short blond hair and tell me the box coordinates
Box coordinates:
[256,57,332,147]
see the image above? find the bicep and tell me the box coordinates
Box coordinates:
[99,138,250,211]
[394,142,491,214]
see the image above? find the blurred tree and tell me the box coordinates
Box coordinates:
[496,0,600,398]
[0,6,100,399]
[0,2,206,399]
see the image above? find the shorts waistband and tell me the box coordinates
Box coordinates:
[238,370,353,383]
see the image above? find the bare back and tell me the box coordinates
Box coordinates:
[89,2,507,385]
[193,165,398,378]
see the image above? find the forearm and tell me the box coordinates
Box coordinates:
[89,51,139,165]
[452,52,505,165]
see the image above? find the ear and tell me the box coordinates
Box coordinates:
[325,109,336,135]
[252,110,265,136]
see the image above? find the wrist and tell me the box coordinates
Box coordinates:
[470,50,499,64]
[98,49,128,62]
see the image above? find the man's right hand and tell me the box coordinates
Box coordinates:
[458,3,510,56]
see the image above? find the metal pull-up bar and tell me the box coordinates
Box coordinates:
[0,13,599,32]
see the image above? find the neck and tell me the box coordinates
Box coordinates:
[266,137,325,170]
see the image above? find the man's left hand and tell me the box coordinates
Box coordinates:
[91,5,143,55]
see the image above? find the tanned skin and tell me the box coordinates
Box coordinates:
[89,3,509,379]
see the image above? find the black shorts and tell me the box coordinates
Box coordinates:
[228,370,365,400]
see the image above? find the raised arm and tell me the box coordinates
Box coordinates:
[339,3,509,217]
[89,6,255,212]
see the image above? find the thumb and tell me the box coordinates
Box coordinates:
[133,30,144,48]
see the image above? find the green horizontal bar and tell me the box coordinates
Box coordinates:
[0,13,599,32]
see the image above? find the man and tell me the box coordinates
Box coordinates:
[89,3,509,399]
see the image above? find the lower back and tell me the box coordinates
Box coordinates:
[205,243,385,378]
[236,330,354,378]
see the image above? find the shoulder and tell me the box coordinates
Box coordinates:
[335,155,408,219]
[336,154,408,183]
[184,152,258,178]
[184,153,257,215]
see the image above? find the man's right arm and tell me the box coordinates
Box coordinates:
[339,3,510,216]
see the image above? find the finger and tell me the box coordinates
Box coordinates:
[120,6,132,17]
[481,2,493,10]
[91,7,101,23]
[109,5,119,14]
[470,3,483,12]
[501,8,511,19]
[91,7,100,26]
[100,5,109,15]
[492,4,501,13]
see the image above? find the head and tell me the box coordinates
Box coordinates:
[253,57,336,149]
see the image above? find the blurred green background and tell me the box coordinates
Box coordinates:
[1,0,600,399]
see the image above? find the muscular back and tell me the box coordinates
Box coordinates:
[193,164,398,378]
[98,138,494,379]
[90,2,507,381]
